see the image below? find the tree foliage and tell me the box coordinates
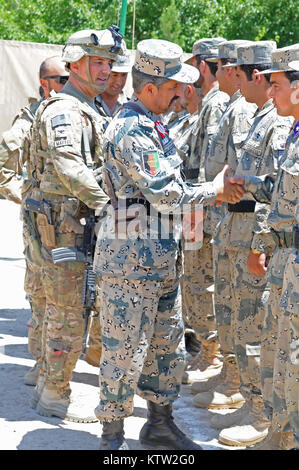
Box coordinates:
[0,0,298,51]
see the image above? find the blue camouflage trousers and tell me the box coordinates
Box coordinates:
[95,275,185,421]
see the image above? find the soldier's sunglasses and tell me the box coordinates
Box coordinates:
[43,75,69,84]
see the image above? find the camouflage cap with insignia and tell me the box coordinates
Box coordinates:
[62,26,126,64]
[111,51,133,73]
[134,39,199,84]
[256,43,299,75]
[191,37,226,61]
[231,40,277,67]
[208,39,253,65]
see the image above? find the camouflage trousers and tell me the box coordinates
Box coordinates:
[39,260,87,391]
[259,282,290,428]
[95,275,185,422]
[212,244,235,357]
[22,208,45,367]
[228,248,269,401]
[24,258,46,364]
[181,233,216,341]
[281,251,299,442]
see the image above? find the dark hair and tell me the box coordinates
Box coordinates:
[195,54,218,76]
[240,63,272,83]
[220,58,234,66]
[284,70,299,83]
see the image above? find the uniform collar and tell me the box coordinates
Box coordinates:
[202,82,220,106]
[60,81,98,112]
[253,98,274,119]
[95,92,128,117]
[230,89,242,105]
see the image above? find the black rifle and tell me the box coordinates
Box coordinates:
[51,210,98,355]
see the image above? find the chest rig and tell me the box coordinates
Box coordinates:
[29,94,105,189]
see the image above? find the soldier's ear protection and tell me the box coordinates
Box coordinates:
[108,25,124,55]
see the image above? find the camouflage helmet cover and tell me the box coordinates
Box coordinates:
[62,26,126,64]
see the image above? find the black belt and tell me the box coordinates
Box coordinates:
[121,198,174,220]
[228,200,256,213]
[270,229,294,249]
[184,168,200,180]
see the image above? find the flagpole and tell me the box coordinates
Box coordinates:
[119,0,128,36]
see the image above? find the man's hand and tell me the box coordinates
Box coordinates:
[247,250,267,276]
[213,165,245,205]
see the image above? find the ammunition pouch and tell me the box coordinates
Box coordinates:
[36,213,57,249]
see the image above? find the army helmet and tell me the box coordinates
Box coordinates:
[62,26,127,91]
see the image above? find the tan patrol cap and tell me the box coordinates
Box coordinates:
[230,40,277,67]
[256,43,299,75]
[191,37,226,60]
[134,39,199,84]
[111,51,133,73]
[209,40,254,66]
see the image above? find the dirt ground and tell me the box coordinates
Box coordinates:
[0,198,246,459]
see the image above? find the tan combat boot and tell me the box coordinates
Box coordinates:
[218,395,270,447]
[210,400,251,429]
[31,373,46,409]
[36,385,98,423]
[247,427,295,450]
[191,354,234,394]
[183,338,222,385]
[193,356,244,409]
[24,362,40,386]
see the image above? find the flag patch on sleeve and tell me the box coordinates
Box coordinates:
[142,151,160,177]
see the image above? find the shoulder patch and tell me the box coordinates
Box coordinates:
[51,114,71,129]
[142,151,160,177]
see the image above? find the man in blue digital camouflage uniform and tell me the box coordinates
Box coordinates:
[93,38,246,450]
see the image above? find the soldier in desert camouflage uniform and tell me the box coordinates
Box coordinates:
[191,40,257,415]
[181,38,229,386]
[84,53,133,369]
[166,80,203,368]
[282,57,299,449]
[206,41,293,448]
[0,56,69,386]
[242,46,299,449]
[95,51,132,119]
[26,27,126,422]
[92,38,245,450]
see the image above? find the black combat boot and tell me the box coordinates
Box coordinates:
[99,419,130,450]
[139,401,203,450]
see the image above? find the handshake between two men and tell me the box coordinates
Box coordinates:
[212,165,245,206]
[182,165,246,244]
